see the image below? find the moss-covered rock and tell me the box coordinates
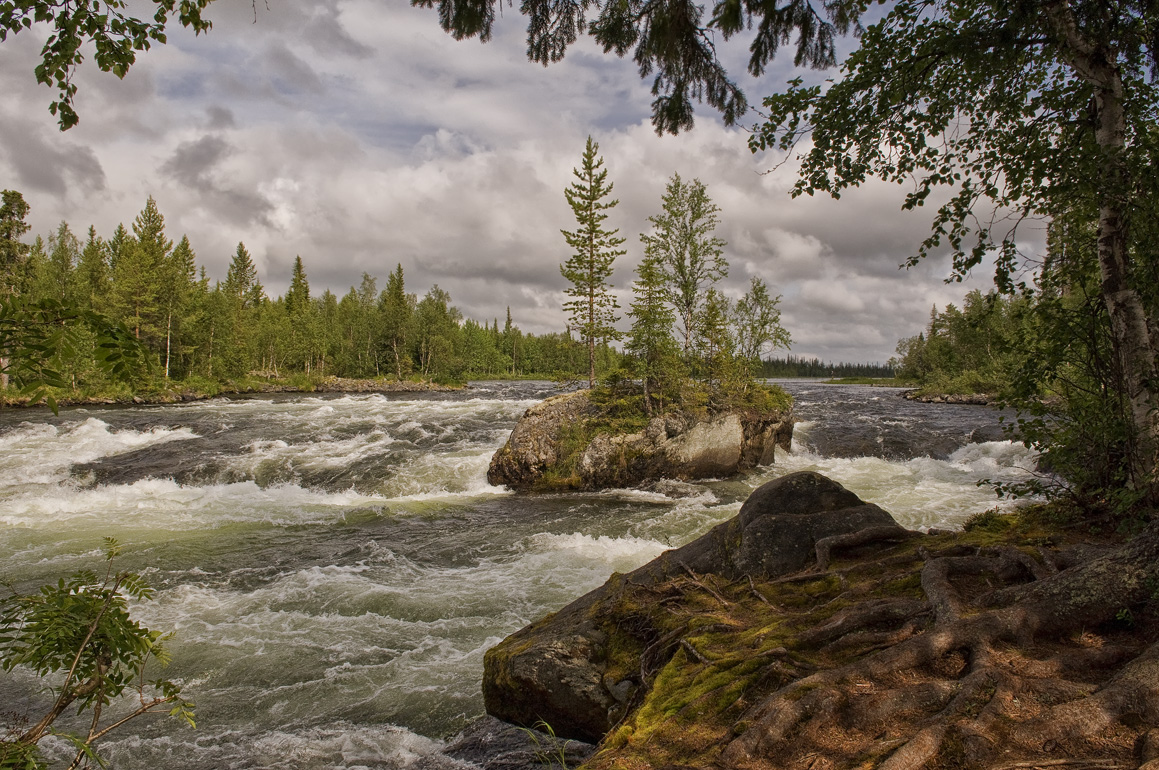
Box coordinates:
[481,472,901,742]
[486,389,793,491]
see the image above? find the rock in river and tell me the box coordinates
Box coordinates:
[487,389,794,490]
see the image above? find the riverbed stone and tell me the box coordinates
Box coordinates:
[481,471,903,742]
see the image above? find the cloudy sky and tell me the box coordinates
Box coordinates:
[0,1,1038,363]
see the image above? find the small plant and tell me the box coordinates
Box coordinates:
[0,539,193,769]
[962,507,1010,533]
[516,720,576,769]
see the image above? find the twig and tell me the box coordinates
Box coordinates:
[748,574,772,605]
[679,562,731,607]
[679,638,710,665]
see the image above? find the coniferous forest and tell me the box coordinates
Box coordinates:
[0,192,620,400]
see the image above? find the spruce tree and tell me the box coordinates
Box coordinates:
[107,224,130,274]
[75,226,110,313]
[0,191,32,300]
[380,264,412,380]
[224,242,263,309]
[285,256,319,374]
[286,256,310,316]
[110,198,172,346]
[696,288,740,402]
[220,242,265,377]
[560,136,625,388]
[40,221,80,305]
[626,255,680,415]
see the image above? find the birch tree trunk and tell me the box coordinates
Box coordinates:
[1045,2,1159,496]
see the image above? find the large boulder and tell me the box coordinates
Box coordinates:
[487,390,793,490]
[487,391,599,488]
[482,472,903,742]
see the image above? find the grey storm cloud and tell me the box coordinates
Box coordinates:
[0,1,1026,364]
[160,136,275,228]
[206,106,237,130]
[304,4,374,60]
[2,121,106,197]
[161,135,233,187]
[264,43,326,96]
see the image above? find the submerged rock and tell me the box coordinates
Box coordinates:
[487,389,793,490]
[413,716,595,770]
[481,471,902,742]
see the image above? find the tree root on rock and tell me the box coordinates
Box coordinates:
[718,522,1159,769]
[587,517,1159,770]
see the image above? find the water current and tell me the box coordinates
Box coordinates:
[0,381,1037,768]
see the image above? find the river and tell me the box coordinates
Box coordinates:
[0,381,1036,768]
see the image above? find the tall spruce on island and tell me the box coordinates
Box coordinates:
[560,136,625,388]
[626,254,680,415]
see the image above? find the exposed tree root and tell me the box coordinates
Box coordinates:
[814,526,920,571]
[587,515,1159,770]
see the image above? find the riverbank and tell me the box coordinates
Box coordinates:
[0,374,464,410]
[480,480,1157,770]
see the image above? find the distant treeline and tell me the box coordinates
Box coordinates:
[761,355,894,379]
[0,193,618,391]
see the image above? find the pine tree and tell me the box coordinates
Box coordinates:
[224,242,264,309]
[75,226,110,313]
[640,174,727,355]
[158,235,197,379]
[560,136,625,388]
[0,190,31,299]
[380,263,412,380]
[627,255,680,415]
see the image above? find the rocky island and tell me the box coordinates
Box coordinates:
[487,388,794,491]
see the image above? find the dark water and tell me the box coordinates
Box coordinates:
[0,381,1032,768]
[783,381,1011,459]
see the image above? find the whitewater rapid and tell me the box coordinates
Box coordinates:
[0,381,1036,769]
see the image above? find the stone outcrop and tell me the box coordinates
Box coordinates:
[487,389,793,490]
[481,472,904,742]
